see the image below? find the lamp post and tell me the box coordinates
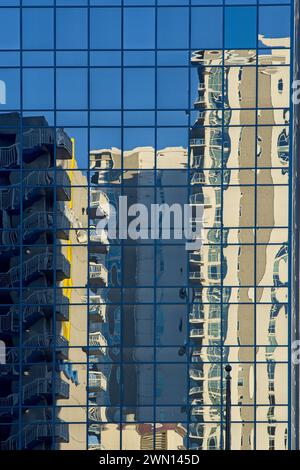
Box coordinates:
[225,364,232,450]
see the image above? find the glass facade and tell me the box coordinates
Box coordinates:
[0,0,297,451]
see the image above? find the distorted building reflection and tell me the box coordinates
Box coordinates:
[0,113,89,449]
[0,35,292,450]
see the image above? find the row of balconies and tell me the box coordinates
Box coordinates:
[0,128,72,169]
[23,376,69,403]
[1,211,71,246]
[23,334,69,361]
[0,376,69,412]
[0,172,71,212]
[0,421,69,450]
[0,250,70,288]
[0,296,69,337]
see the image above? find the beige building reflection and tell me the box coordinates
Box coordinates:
[0,37,291,450]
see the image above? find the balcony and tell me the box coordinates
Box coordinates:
[190,328,205,340]
[55,171,71,201]
[90,190,110,218]
[0,310,19,335]
[88,406,107,423]
[190,138,206,147]
[90,297,106,323]
[90,152,113,170]
[188,424,204,440]
[189,252,204,266]
[189,304,205,324]
[23,170,71,203]
[189,369,204,381]
[24,334,69,361]
[0,251,70,288]
[23,376,69,404]
[22,127,72,161]
[82,295,106,322]
[21,289,69,325]
[89,227,109,253]
[194,96,206,106]
[0,173,71,213]
[0,144,19,169]
[89,263,108,287]
[0,393,18,408]
[189,271,206,284]
[191,172,205,185]
[0,187,20,212]
[83,332,107,356]
[0,349,19,382]
[189,193,212,208]
[189,386,203,396]
[0,421,69,450]
[1,212,70,246]
[56,129,73,160]
[24,211,70,241]
[88,371,107,391]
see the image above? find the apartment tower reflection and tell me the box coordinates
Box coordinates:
[0,113,89,449]
[0,40,293,450]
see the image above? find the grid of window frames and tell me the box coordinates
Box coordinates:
[0,0,294,451]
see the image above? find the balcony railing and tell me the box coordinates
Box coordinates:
[0,421,69,450]
[0,128,72,169]
[23,376,69,402]
[24,334,69,360]
[85,332,107,355]
[0,251,70,288]
[82,295,106,322]
[24,211,69,234]
[90,228,109,246]
[0,393,18,407]
[1,212,70,246]
[89,371,107,391]
[189,369,204,381]
[190,138,206,147]
[0,311,19,334]
[189,305,205,324]
[0,187,20,211]
[90,190,110,218]
[189,386,203,396]
[90,304,106,322]
[189,271,206,283]
[23,128,72,160]
[89,263,108,286]
[190,328,205,339]
[21,289,69,323]
[191,172,205,185]
[189,193,211,208]
[0,172,71,212]
[0,144,19,168]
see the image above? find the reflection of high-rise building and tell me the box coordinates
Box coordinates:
[88,146,188,450]
[0,113,91,449]
[189,44,290,450]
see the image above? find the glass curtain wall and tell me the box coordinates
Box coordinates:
[0,0,295,450]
